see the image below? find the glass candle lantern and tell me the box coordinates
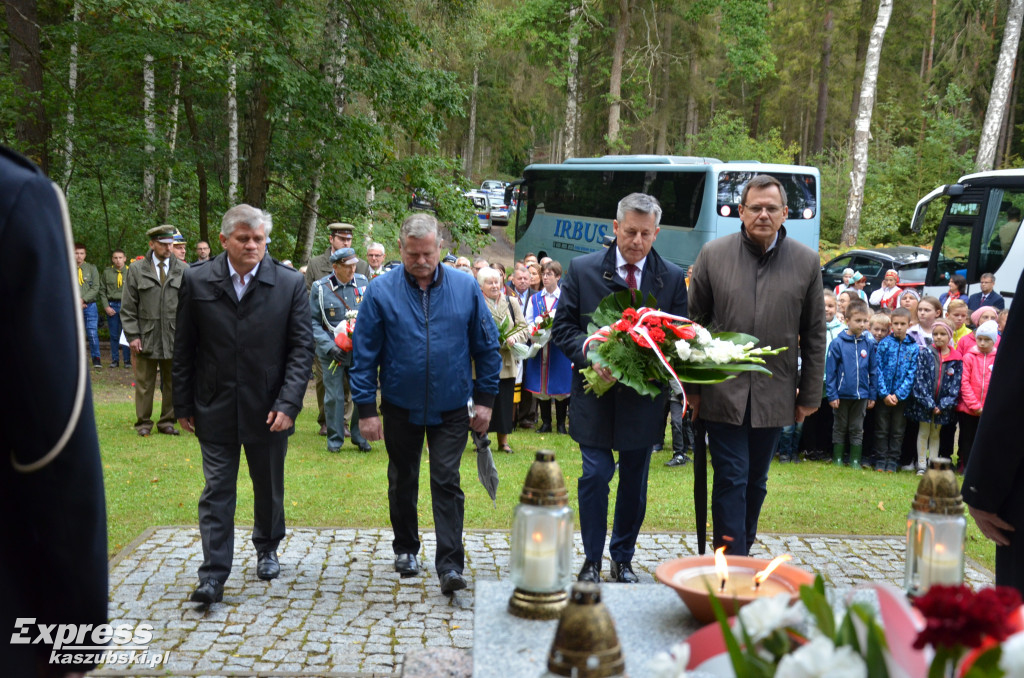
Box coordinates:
[508,450,574,620]
[905,458,967,597]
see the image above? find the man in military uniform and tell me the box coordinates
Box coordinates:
[310,247,371,452]
[304,222,368,435]
[120,224,186,436]
[76,243,102,368]
[99,248,132,368]
[172,229,188,262]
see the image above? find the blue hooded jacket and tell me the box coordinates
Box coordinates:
[876,333,919,401]
[906,347,962,425]
[825,329,877,401]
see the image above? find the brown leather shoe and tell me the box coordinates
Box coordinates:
[319,425,328,436]
[157,426,180,436]
[137,428,151,437]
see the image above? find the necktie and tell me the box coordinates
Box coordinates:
[157,258,166,285]
[625,263,638,291]
[981,294,987,305]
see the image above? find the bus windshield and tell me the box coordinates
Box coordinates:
[717,171,818,219]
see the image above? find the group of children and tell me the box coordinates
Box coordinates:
[806,269,1006,474]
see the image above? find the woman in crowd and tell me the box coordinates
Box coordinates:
[940,273,968,312]
[527,261,543,294]
[524,260,572,433]
[476,267,529,453]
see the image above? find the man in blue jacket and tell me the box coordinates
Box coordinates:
[350,212,501,595]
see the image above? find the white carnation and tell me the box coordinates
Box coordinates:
[647,642,691,678]
[675,339,692,362]
[736,593,804,644]
[705,338,747,364]
[695,326,712,346]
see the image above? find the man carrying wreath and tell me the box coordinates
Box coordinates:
[551,192,688,583]
[687,174,825,556]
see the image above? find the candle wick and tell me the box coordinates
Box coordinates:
[754,580,761,593]
[719,578,726,593]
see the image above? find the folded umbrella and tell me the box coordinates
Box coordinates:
[693,417,707,555]
[473,431,500,508]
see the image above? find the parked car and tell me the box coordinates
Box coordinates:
[480,179,506,204]
[489,200,509,226]
[409,188,434,212]
[465,190,492,233]
[821,246,931,298]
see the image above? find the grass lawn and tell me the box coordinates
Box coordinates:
[92,370,997,573]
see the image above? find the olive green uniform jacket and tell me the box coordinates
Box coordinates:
[304,249,370,290]
[98,265,127,310]
[78,262,100,305]
[119,251,185,360]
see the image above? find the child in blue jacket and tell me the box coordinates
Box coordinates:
[826,300,876,468]
[873,307,918,472]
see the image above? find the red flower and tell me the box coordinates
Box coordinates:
[613,319,633,332]
[913,585,1022,650]
[666,323,697,340]
[647,326,666,345]
[335,332,353,352]
[622,308,640,323]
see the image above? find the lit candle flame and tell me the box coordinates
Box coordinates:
[714,546,728,592]
[531,531,544,544]
[753,554,793,590]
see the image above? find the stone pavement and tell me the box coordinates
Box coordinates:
[93,527,993,677]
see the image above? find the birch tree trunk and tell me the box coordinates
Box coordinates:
[842,0,892,247]
[606,0,632,149]
[227,61,238,205]
[63,1,79,189]
[655,19,673,155]
[464,64,478,177]
[976,0,1024,171]
[143,54,155,210]
[159,58,181,222]
[684,59,700,142]
[563,1,581,161]
[295,5,348,267]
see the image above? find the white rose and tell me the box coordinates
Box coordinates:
[775,637,867,678]
[647,642,691,678]
[999,631,1024,677]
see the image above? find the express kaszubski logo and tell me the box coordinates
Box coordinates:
[11,618,169,668]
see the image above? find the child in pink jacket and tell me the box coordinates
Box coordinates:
[956,320,999,473]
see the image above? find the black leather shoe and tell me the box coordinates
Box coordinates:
[652,442,664,451]
[577,559,601,583]
[256,550,280,580]
[665,454,691,467]
[157,426,180,436]
[356,440,372,452]
[190,578,224,604]
[439,570,468,595]
[536,423,552,433]
[318,425,328,436]
[557,424,568,435]
[394,553,420,577]
[610,561,639,583]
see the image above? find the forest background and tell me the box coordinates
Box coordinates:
[2,0,1021,263]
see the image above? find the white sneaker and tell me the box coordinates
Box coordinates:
[900,464,916,472]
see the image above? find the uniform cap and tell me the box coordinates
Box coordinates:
[147,225,176,243]
[328,222,355,234]
[330,247,358,265]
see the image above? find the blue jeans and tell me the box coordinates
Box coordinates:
[83,302,100,359]
[578,445,652,563]
[776,421,803,459]
[706,406,781,555]
[106,301,131,364]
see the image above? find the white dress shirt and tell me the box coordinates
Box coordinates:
[615,248,647,289]
[227,259,261,300]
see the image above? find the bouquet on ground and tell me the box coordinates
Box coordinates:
[510,308,556,360]
[650,579,1024,678]
[580,290,786,398]
[330,310,358,373]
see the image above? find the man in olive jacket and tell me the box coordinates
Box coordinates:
[174,204,313,604]
[120,224,186,436]
[688,174,825,556]
[551,192,688,584]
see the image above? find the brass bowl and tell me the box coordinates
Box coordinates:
[655,555,814,624]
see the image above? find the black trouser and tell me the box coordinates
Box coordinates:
[197,437,287,583]
[874,399,908,466]
[957,412,981,470]
[540,398,568,428]
[381,401,469,575]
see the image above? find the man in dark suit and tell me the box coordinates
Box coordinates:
[1,145,108,676]
[174,204,313,604]
[551,192,688,583]
[963,271,1024,596]
[966,272,1006,312]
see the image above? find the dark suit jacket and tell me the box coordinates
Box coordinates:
[0,146,107,673]
[964,272,1024,528]
[551,246,688,450]
[173,252,313,445]
[967,290,1005,311]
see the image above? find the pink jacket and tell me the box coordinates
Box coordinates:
[958,346,997,414]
